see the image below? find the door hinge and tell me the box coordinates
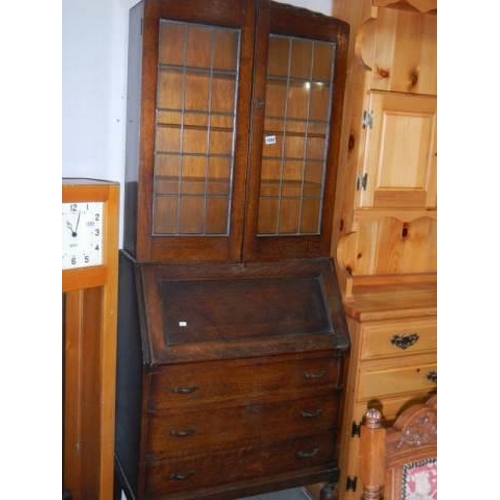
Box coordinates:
[362,110,373,129]
[356,173,368,191]
[346,476,358,492]
[351,421,361,437]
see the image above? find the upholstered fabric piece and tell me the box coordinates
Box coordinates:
[402,457,437,499]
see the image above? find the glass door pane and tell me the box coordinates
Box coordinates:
[258,35,336,236]
[153,20,240,236]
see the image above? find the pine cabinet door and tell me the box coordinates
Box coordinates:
[358,91,437,209]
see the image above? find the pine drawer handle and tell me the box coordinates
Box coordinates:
[170,428,196,438]
[296,448,320,459]
[172,385,198,394]
[300,409,323,418]
[426,370,437,383]
[169,471,195,481]
[303,369,327,380]
[390,333,419,350]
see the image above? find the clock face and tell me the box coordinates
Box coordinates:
[62,202,104,270]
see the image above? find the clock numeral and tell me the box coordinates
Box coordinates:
[95,244,100,251]
[70,204,78,212]
[95,228,100,236]
[95,213,100,222]
[84,255,90,264]
[71,256,77,266]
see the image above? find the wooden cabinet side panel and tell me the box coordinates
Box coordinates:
[64,288,104,500]
[337,317,362,500]
[63,290,85,498]
[123,1,144,258]
[115,252,145,496]
[337,216,437,276]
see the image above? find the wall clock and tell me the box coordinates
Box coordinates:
[62,201,104,269]
[62,178,119,500]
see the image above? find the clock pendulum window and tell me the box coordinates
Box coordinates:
[62,178,119,500]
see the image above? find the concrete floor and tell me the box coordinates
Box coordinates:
[238,487,312,500]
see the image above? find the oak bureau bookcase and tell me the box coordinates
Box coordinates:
[115,1,351,499]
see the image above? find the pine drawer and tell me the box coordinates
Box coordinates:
[359,317,436,360]
[357,355,437,400]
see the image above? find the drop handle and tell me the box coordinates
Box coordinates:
[296,448,320,459]
[300,409,323,418]
[169,471,195,481]
[426,371,437,383]
[390,333,419,350]
[172,385,198,394]
[170,428,196,438]
[303,369,327,380]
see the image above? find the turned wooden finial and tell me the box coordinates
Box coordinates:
[363,485,382,500]
[364,408,382,429]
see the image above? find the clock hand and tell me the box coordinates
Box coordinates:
[66,220,77,237]
[74,211,81,235]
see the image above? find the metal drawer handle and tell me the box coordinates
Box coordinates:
[296,448,320,459]
[172,385,198,394]
[300,409,323,418]
[426,370,437,383]
[170,428,196,438]
[169,471,195,481]
[303,369,327,380]
[390,333,419,350]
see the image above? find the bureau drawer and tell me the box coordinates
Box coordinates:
[360,317,436,360]
[144,432,336,498]
[149,354,342,410]
[358,359,437,400]
[147,393,339,457]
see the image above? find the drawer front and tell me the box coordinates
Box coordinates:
[145,432,336,498]
[358,361,437,400]
[147,393,339,457]
[149,354,342,410]
[360,317,436,360]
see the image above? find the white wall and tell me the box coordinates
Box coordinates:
[62,0,333,246]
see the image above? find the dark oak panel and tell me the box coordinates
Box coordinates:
[161,276,331,344]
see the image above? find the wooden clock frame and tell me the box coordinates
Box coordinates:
[62,178,120,500]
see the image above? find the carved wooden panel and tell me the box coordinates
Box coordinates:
[373,0,437,13]
[356,8,437,95]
